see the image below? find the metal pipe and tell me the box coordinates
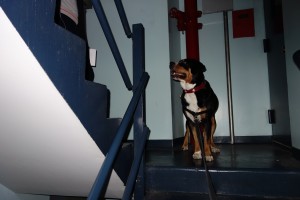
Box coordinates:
[223,11,235,144]
[169,0,202,61]
[184,0,200,60]
[184,0,203,60]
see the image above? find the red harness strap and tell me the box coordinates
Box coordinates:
[184,81,206,93]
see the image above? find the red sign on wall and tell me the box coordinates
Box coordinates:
[232,8,255,38]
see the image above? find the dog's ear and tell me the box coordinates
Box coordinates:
[169,61,175,69]
[188,59,206,84]
[189,59,206,74]
[198,61,207,72]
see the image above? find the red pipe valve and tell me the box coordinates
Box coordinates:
[169,7,186,31]
[169,7,203,32]
[169,0,203,60]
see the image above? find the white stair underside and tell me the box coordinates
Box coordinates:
[0,7,124,198]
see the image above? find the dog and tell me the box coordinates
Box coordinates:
[170,59,219,162]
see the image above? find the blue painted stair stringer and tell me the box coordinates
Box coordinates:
[0,1,132,184]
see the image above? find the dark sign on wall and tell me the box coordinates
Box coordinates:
[232,8,255,38]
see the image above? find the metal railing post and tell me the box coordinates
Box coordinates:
[122,127,150,200]
[133,23,146,199]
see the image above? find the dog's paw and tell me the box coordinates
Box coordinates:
[192,151,202,159]
[182,145,188,151]
[205,155,214,162]
[211,146,220,153]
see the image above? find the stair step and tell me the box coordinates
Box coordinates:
[81,81,110,120]
[145,144,300,199]
[144,191,293,200]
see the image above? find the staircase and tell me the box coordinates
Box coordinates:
[0,1,147,199]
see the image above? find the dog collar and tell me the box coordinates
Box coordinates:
[184,81,206,93]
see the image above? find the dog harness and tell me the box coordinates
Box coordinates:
[184,108,208,123]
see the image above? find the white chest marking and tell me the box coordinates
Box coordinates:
[180,82,201,122]
[184,93,198,112]
[184,93,199,122]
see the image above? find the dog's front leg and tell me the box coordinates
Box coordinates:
[182,122,189,150]
[203,130,214,162]
[210,116,220,153]
[191,125,202,159]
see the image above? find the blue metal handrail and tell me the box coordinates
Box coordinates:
[88,1,149,199]
[91,0,132,90]
[122,125,150,200]
[114,0,132,38]
[88,73,149,200]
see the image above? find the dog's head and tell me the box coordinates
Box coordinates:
[170,59,206,85]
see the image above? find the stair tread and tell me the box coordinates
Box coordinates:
[146,144,300,170]
[145,191,299,200]
[145,144,300,198]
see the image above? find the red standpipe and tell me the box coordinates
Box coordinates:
[170,0,202,60]
[170,0,202,145]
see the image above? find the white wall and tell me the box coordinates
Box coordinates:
[168,0,185,139]
[0,184,20,200]
[86,0,173,140]
[1,183,49,200]
[178,0,271,138]
[0,183,49,200]
[282,1,300,149]
[230,0,271,137]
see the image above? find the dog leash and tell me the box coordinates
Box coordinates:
[189,120,217,200]
[182,104,217,199]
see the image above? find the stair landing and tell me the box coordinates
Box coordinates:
[145,143,300,200]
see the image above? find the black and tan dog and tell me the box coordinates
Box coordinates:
[170,59,219,161]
